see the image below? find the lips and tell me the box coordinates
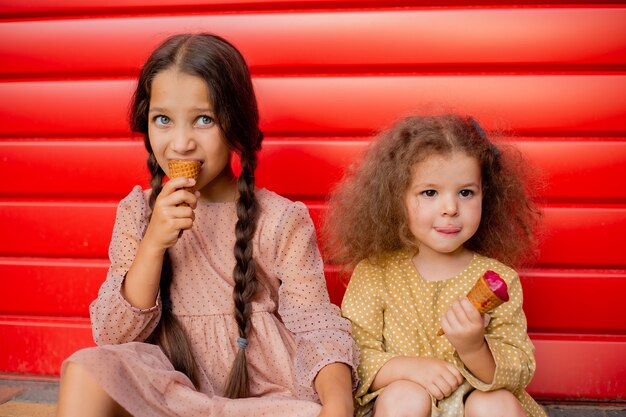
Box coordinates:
[434,226,461,235]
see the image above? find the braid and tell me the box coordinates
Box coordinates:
[223,151,259,399]
[147,153,164,208]
[145,153,200,388]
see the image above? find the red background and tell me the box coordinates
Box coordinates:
[0,0,625,401]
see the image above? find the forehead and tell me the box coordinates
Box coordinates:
[149,68,212,108]
[410,152,481,184]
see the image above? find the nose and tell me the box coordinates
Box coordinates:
[441,194,458,216]
[171,125,196,154]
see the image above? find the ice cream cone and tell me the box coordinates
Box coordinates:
[168,160,201,192]
[437,270,508,336]
[168,160,201,211]
[466,273,506,314]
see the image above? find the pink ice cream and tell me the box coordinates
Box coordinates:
[483,270,509,302]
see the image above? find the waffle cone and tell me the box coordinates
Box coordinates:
[466,275,505,314]
[168,160,201,193]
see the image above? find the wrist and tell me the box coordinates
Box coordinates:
[457,338,488,358]
[321,396,353,414]
[137,235,166,260]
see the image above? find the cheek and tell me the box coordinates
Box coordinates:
[467,201,483,225]
[147,129,165,152]
[406,202,428,231]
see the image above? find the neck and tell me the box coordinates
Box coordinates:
[411,245,474,281]
[199,165,239,203]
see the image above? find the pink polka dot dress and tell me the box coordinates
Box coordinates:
[63,186,357,416]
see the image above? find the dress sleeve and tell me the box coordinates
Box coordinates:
[456,272,536,392]
[341,259,399,408]
[273,202,358,401]
[89,186,162,345]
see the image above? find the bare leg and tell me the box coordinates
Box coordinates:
[373,380,431,417]
[465,389,527,417]
[56,361,132,417]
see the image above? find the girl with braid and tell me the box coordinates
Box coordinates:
[324,115,546,417]
[57,34,356,417]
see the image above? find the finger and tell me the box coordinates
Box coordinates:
[191,191,201,208]
[170,205,195,219]
[483,313,492,328]
[441,367,461,390]
[173,217,194,231]
[162,177,195,194]
[428,383,445,400]
[440,315,452,335]
[444,305,463,331]
[161,189,197,208]
[435,376,454,397]
[175,191,198,210]
[453,297,473,323]
[460,297,482,322]
[446,363,464,386]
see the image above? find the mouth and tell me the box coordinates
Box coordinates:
[168,158,204,167]
[435,226,461,235]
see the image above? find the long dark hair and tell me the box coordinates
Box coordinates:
[130,33,262,397]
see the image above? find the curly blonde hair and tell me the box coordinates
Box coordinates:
[322,114,541,270]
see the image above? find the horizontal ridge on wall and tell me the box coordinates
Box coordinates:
[2,2,626,20]
[2,259,625,335]
[1,314,624,399]
[1,76,626,137]
[1,202,625,268]
[1,8,625,78]
[1,139,625,202]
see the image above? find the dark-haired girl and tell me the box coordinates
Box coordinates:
[57,33,356,417]
[325,115,547,417]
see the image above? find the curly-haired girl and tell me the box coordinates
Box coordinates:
[325,115,546,417]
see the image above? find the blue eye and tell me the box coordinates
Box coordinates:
[154,115,170,125]
[421,190,437,197]
[196,115,214,126]
[459,189,474,197]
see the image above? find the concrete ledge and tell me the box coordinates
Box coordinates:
[1,375,624,417]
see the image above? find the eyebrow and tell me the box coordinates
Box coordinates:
[148,107,215,114]
[410,181,481,190]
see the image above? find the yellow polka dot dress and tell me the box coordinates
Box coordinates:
[341,249,547,417]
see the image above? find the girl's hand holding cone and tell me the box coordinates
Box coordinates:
[437,270,508,337]
[167,160,201,206]
[440,297,490,355]
[143,176,198,251]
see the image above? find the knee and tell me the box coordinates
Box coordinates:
[61,361,88,386]
[373,380,431,417]
[465,390,527,417]
[59,360,102,397]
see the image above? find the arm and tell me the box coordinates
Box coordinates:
[441,296,496,383]
[445,271,536,391]
[90,186,161,345]
[341,261,397,405]
[343,260,463,402]
[274,202,358,402]
[90,180,197,344]
[371,356,463,400]
[314,363,354,417]
[121,177,197,309]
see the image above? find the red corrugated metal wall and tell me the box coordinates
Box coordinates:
[1,0,625,401]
